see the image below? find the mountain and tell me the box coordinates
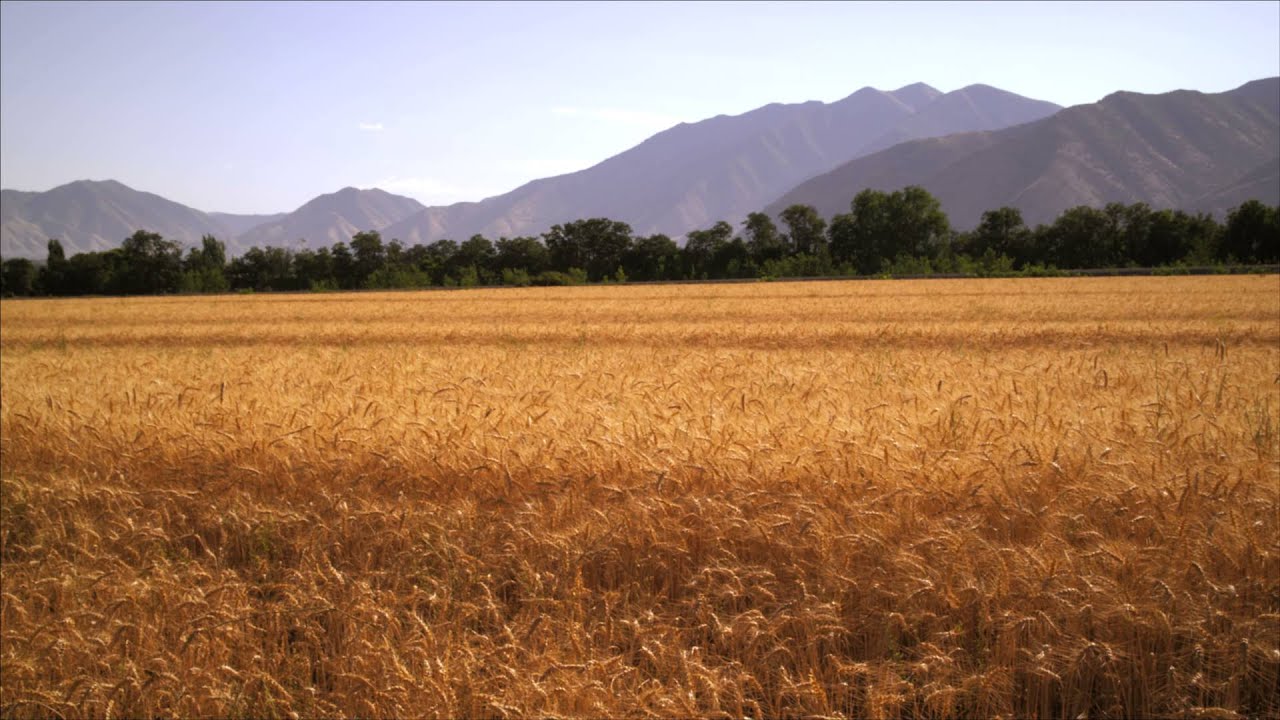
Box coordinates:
[1,180,230,258]
[0,181,428,258]
[1192,156,1280,214]
[383,83,1060,244]
[766,78,1280,229]
[209,211,288,236]
[856,84,1069,157]
[234,187,426,249]
[2,83,1058,256]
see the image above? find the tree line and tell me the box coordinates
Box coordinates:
[2,188,1277,297]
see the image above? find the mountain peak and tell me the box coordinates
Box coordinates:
[382,81,1061,245]
[234,187,426,249]
[1096,87,1186,106]
[59,178,131,192]
[1,178,225,258]
[1230,76,1280,94]
[841,86,886,101]
[889,82,944,111]
[767,79,1279,230]
[2,80,1097,258]
[955,83,1001,94]
[893,82,939,93]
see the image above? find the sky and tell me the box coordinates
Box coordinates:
[2,1,1278,214]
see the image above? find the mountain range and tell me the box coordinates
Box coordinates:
[233,188,425,250]
[768,78,1280,228]
[0,182,425,258]
[2,77,1277,259]
[381,82,1060,244]
[1,181,231,258]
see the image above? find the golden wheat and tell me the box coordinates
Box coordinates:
[1,276,1277,719]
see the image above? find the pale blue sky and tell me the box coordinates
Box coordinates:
[2,0,1278,214]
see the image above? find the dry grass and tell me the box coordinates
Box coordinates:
[1,276,1277,719]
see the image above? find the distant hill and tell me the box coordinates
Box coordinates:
[22,79,1271,257]
[383,83,1060,244]
[766,78,1280,229]
[234,187,426,250]
[209,211,288,236]
[1,180,230,257]
[0,182,429,259]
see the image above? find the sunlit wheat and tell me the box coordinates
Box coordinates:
[1,276,1277,718]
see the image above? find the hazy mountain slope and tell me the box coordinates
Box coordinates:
[1,180,230,258]
[209,212,288,236]
[0,190,37,209]
[384,83,1061,243]
[386,87,924,242]
[1192,156,1280,212]
[2,82,1060,255]
[234,188,426,249]
[888,82,944,111]
[766,77,1280,229]
[858,84,1063,156]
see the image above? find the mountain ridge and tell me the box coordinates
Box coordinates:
[0,181,428,257]
[764,77,1280,229]
[14,80,1276,257]
[0,81,1061,257]
[382,81,1059,244]
[232,187,426,250]
[1,180,231,257]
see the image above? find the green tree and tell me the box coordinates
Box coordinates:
[423,239,459,283]
[1221,200,1279,263]
[500,267,532,286]
[1043,206,1112,268]
[180,235,229,293]
[829,189,887,273]
[544,218,634,281]
[743,212,786,264]
[350,231,387,286]
[967,207,1031,264]
[887,186,951,261]
[119,230,183,294]
[1109,203,1152,266]
[623,234,681,281]
[228,246,296,291]
[428,240,458,263]
[495,236,550,275]
[198,235,227,269]
[683,221,733,279]
[457,264,480,288]
[457,234,497,276]
[1131,208,1214,266]
[715,236,754,279]
[1,258,38,296]
[64,250,123,295]
[294,247,336,290]
[385,239,405,270]
[1180,211,1224,265]
[779,204,827,256]
[830,187,950,274]
[328,242,356,288]
[40,239,69,295]
[543,224,585,272]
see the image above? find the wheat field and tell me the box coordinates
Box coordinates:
[1,276,1278,719]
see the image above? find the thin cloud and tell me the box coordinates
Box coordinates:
[358,122,385,132]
